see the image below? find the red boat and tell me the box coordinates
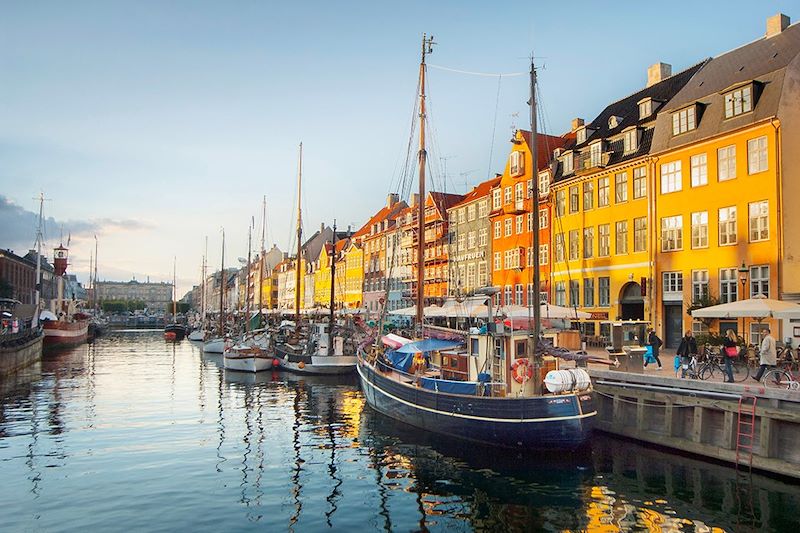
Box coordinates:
[42,318,89,348]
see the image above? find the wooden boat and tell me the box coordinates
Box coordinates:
[223,344,273,373]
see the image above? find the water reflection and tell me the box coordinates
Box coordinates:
[1,331,800,532]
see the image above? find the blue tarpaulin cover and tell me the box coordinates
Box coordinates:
[385,350,415,372]
[420,377,490,395]
[395,338,463,354]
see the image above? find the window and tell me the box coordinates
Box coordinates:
[468,231,476,249]
[576,128,586,144]
[555,190,566,216]
[691,211,708,249]
[569,280,579,307]
[539,244,549,265]
[494,221,501,239]
[661,215,683,251]
[555,281,566,306]
[583,181,594,210]
[526,179,533,199]
[516,215,523,234]
[598,224,610,257]
[527,284,535,306]
[492,189,501,209]
[672,106,696,135]
[504,187,512,204]
[747,136,768,174]
[505,249,521,270]
[466,264,476,288]
[719,206,737,245]
[724,85,752,118]
[638,98,652,119]
[590,142,603,167]
[510,151,525,176]
[614,172,628,203]
[504,218,513,237]
[562,153,574,174]
[493,252,501,271]
[569,230,580,260]
[598,177,610,207]
[526,246,534,267]
[633,167,646,199]
[514,182,524,208]
[555,233,565,262]
[718,145,736,181]
[615,220,628,254]
[660,161,682,193]
[720,268,738,303]
[750,265,769,297]
[690,153,707,187]
[458,208,466,224]
[458,234,465,251]
[539,209,548,229]
[583,227,594,259]
[525,212,534,232]
[504,285,512,306]
[623,128,637,153]
[634,217,647,252]
[478,228,487,247]
[598,277,610,307]
[584,278,595,307]
[467,204,476,221]
[514,284,523,305]
[692,270,709,301]
[569,186,579,213]
[478,200,488,218]
[538,172,550,196]
[663,271,683,294]
[749,200,769,242]
[478,262,488,286]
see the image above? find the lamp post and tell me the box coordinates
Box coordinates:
[738,262,749,343]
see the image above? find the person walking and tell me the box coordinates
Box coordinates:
[645,328,663,369]
[754,327,777,381]
[721,329,739,383]
[676,330,698,378]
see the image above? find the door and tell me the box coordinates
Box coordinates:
[664,304,683,348]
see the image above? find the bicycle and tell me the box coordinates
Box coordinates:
[761,366,800,390]
[700,347,750,382]
[777,345,798,372]
[681,354,701,379]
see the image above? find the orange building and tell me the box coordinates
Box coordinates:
[490,129,570,307]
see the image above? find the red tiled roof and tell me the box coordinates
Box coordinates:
[353,201,408,239]
[519,130,571,170]
[449,176,502,209]
[429,191,464,212]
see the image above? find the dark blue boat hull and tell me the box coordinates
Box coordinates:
[357,358,595,449]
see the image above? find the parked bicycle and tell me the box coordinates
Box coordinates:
[777,345,798,372]
[761,366,800,390]
[697,344,749,382]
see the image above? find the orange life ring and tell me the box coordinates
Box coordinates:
[511,358,533,384]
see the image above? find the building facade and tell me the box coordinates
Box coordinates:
[0,249,36,304]
[96,279,173,308]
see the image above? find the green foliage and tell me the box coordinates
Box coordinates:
[165,302,190,314]
[695,332,727,346]
[686,293,721,318]
[100,299,147,313]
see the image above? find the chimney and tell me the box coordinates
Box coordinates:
[320,222,325,234]
[387,193,399,208]
[410,193,419,207]
[767,13,790,38]
[571,118,584,132]
[646,62,672,87]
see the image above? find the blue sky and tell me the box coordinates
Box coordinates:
[1,1,795,296]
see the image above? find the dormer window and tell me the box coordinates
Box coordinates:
[510,150,525,176]
[623,127,639,154]
[562,152,574,174]
[724,84,753,118]
[553,147,563,159]
[576,127,587,144]
[608,115,623,129]
[672,105,697,136]
[589,141,603,167]
[638,98,653,119]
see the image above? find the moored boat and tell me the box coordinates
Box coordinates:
[223,345,273,373]
[273,323,359,375]
[42,244,89,349]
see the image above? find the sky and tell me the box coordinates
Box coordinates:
[1,0,796,297]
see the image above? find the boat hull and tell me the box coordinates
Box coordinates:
[42,320,89,348]
[187,330,205,341]
[274,346,356,375]
[223,354,274,373]
[203,338,226,353]
[357,357,595,449]
[164,324,186,340]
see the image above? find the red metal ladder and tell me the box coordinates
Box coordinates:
[735,395,757,469]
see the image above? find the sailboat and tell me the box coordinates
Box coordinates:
[357,36,597,449]
[203,231,228,354]
[272,145,366,374]
[188,238,208,341]
[164,257,186,340]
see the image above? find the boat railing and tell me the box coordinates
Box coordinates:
[374,357,504,396]
[0,325,42,348]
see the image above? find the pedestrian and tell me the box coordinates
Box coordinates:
[676,330,698,378]
[721,329,738,383]
[753,327,777,381]
[645,327,663,370]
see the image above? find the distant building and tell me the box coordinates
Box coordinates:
[96,279,173,308]
[0,249,36,304]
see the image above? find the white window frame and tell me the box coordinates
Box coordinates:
[562,153,574,175]
[583,227,594,259]
[634,217,647,252]
[590,141,603,167]
[717,145,736,181]
[750,265,769,298]
[494,221,501,239]
[623,128,637,153]
[662,271,683,295]
[478,228,488,247]
[660,161,682,194]
[598,277,610,307]
[569,229,579,261]
[555,190,566,216]
[633,167,646,199]
[514,182,524,210]
[467,204,476,221]
[748,200,769,242]
[569,280,580,307]
[690,153,707,187]
[539,208,548,229]
[724,85,752,119]
[614,172,628,203]
[719,268,738,303]
[598,177,610,207]
[615,220,628,255]
[661,215,683,252]
[672,106,696,136]
[467,231,476,249]
[555,233,565,262]
[504,218,512,237]
[539,244,549,265]
[598,224,610,257]
[718,206,737,246]
[747,136,768,175]
[493,252,501,271]
[527,212,534,233]
[538,171,550,196]
[569,185,579,213]
[492,189,501,210]
[510,151,525,176]
[478,200,488,218]
[515,215,523,235]
[555,281,566,306]
[691,270,709,302]
[691,211,708,249]
[583,181,594,210]
[504,186,512,205]
[583,278,595,307]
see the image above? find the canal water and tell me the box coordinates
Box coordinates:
[1,331,799,532]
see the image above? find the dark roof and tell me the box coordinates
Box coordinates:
[571,60,708,152]
[429,192,464,213]
[519,130,573,170]
[651,22,800,153]
[450,176,501,209]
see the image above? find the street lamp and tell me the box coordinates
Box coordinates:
[738,262,749,342]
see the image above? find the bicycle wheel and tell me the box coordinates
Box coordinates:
[762,368,794,389]
[699,364,715,381]
[731,359,750,382]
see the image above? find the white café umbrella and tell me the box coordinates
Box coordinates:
[691,294,800,319]
[498,304,591,320]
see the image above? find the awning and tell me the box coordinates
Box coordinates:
[691,295,800,319]
[395,338,464,353]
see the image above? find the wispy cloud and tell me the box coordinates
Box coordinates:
[0,194,152,253]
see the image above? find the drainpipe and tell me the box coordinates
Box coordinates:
[648,155,659,336]
[772,118,783,340]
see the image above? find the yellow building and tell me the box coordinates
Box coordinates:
[649,14,800,347]
[550,61,704,339]
[342,240,364,309]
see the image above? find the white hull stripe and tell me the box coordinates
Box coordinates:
[357,364,596,424]
[44,328,88,338]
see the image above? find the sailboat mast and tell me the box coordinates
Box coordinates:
[295,143,303,324]
[245,221,253,333]
[173,256,177,319]
[33,193,44,318]
[201,239,206,330]
[415,34,434,333]
[94,235,98,312]
[219,229,225,335]
[259,196,266,323]
[529,58,542,394]
[329,220,337,356]
[88,251,93,311]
